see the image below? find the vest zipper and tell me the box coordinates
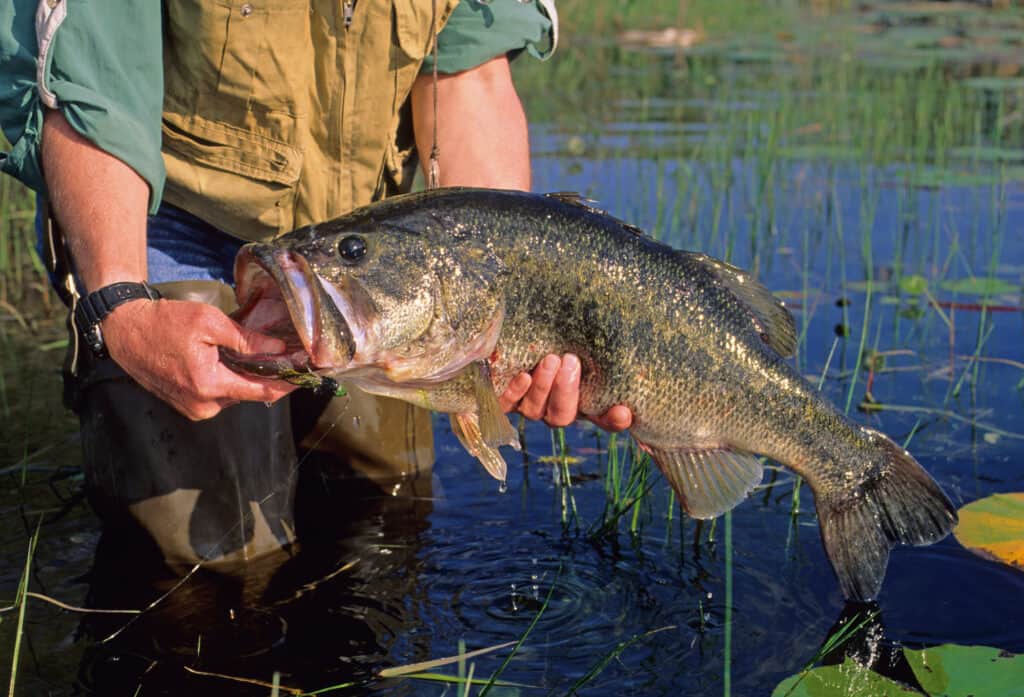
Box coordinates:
[343,0,354,27]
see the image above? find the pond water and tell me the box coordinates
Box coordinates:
[3,7,1024,696]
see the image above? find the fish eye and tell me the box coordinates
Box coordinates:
[338,235,367,263]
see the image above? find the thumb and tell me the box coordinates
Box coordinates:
[234,326,287,356]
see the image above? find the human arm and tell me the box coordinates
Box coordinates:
[41,110,295,419]
[409,57,632,432]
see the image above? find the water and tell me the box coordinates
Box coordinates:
[4,9,1024,695]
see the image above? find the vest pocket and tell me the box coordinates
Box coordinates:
[165,0,313,117]
[162,113,303,241]
[391,0,438,63]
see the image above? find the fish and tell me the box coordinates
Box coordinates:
[223,187,957,601]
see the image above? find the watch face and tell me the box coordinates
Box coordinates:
[85,324,106,357]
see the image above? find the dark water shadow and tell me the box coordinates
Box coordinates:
[74,459,437,696]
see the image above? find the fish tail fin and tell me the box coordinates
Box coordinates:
[816,428,957,601]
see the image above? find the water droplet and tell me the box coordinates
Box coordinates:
[264,401,273,409]
[498,479,508,494]
[352,416,361,428]
[391,483,402,496]
[510,584,518,612]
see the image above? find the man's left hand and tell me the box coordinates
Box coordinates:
[499,354,633,432]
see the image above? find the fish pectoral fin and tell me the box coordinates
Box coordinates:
[469,361,520,451]
[643,443,763,519]
[450,413,509,482]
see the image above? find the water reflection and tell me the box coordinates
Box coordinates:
[75,462,436,696]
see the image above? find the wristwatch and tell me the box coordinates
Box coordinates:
[73,281,162,358]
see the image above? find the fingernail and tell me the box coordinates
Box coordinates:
[562,354,580,375]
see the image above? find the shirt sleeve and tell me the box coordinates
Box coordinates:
[0,0,165,213]
[421,0,558,75]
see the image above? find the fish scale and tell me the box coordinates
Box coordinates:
[225,187,957,601]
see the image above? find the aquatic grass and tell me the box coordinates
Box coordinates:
[776,607,881,697]
[476,565,560,697]
[563,625,676,696]
[6,515,41,697]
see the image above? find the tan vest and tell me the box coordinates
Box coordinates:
[160,0,458,242]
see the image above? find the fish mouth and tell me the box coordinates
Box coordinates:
[222,245,356,379]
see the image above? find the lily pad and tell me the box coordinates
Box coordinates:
[954,492,1024,569]
[963,77,1024,91]
[898,274,928,295]
[772,645,1024,696]
[939,277,1020,297]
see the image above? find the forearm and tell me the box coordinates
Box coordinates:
[411,56,531,190]
[41,109,149,292]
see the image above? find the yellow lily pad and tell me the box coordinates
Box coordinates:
[954,493,1024,569]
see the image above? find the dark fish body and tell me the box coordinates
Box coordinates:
[227,187,957,601]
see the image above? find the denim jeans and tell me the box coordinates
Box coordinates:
[37,199,242,289]
[146,203,242,285]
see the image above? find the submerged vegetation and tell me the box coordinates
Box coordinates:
[2,0,1023,694]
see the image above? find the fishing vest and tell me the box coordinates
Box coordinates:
[161,0,458,242]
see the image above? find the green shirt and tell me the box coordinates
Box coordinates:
[0,0,555,214]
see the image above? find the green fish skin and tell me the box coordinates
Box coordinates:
[226,187,957,601]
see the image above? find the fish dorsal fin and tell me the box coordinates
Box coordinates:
[644,444,763,519]
[686,253,797,358]
[450,412,514,482]
[544,192,648,237]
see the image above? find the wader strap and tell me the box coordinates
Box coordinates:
[427,0,441,190]
[42,199,83,375]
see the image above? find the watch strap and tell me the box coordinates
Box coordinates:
[73,282,162,357]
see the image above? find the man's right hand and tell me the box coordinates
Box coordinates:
[101,298,296,420]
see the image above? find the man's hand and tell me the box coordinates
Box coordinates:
[412,60,632,433]
[498,354,633,432]
[100,298,296,420]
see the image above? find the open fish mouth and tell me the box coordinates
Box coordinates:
[221,245,355,381]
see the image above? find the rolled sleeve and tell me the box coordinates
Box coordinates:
[422,0,558,75]
[0,0,165,213]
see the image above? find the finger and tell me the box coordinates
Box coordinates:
[214,370,297,404]
[229,324,287,356]
[589,405,633,432]
[499,372,532,412]
[199,306,287,355]
[543,353,581,427]
[517,354,560,420]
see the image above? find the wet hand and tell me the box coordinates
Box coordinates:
[499,353,633,431]
[101,298,297,420]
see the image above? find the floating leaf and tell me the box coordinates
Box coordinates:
[939,277,1020,297]
[772,657,914,696]
[906,645,1024,697]
[963,77,1024,91]
[772,645,1023,696]
[898,274,928,295]
[949,146,1024,164]
[954,492,1024,569]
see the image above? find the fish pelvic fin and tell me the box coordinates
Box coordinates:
[684,253,798,358]
[469,361,520,450]
[816,428,958,602]
[450,412,511,482]
[643,443,763,519]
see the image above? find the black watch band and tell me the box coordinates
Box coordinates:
[73,281,162,358]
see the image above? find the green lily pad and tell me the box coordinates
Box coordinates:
[963,77,1024,91]
[772,645,1023,697]
[954,492,1024,569]
[949,146,1024,164]
[898,274,928,295]
[939,277,1020,297]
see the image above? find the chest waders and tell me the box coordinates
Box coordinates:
[52,0,457,571]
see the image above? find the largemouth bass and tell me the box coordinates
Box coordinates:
[224,187,956,601]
